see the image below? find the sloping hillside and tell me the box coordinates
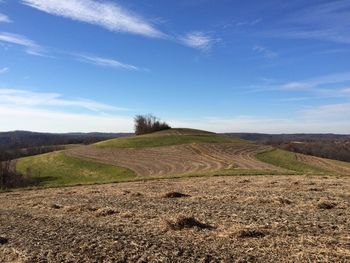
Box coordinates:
[13,128,350,189]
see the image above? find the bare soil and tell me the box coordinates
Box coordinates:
[67,143,284,176]
[1,175,350,262]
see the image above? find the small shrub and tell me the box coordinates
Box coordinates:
[0,236,8,245]
[95,208,118,217]
[166,216,213,230]
[163,192,190,198]
[317,201,337,209]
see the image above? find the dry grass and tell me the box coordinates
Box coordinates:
[0,175,349,262]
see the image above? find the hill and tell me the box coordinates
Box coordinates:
[227,132,350,162]
[11,128,350,189]
[0,131,131,162]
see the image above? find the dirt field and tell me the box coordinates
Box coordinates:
[1,175,349,262]
[67,143,284,176]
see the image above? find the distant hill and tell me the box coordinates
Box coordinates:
[225,133,350,142]
[226,133,350,162]
[0,131,131,149]
[0,131,131,161]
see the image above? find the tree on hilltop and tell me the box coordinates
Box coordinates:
[134,114,171,135]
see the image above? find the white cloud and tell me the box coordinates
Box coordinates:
[0,88,133,132]
[0,67,9,74]
[170,111,350,134]
[22,0,220,51]
[180,32,218,51]
[0,13,11,23]
[253,45,277,59]
[0,88,128,112]
[302,103,350,120]
[22,0,166,38]
[0,32,46,56]
[76,54,139,71]
[0,105,133,133]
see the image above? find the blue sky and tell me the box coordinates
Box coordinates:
[0,0,350,133]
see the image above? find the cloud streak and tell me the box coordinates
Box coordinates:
[22,0,166,39]
[22,0,218,51]
[0,32,47,56]
[267,1,350,44]
[76,54,139,71]
[0,88,129,112]
[253,45,277,59]
[180,32,218,51]
[0,13,11,23]
[0,67,9,74]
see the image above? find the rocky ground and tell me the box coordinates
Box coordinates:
[0,175,350,262]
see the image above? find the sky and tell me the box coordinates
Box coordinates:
[0,0,350,133]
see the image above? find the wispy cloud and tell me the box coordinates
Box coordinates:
[180,32,218,51]
[0,13,11,23]
[76,54,139,71]
[0,32,47,56]
[253,45,277,59]
[22,0,218,51]
[22,0,166,39]
[0,67,9,74]
[236,19,261,27]
[0,88,129,112]
[281,72,350,90]
[267,1,350,44]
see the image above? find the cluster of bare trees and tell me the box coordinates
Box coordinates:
[134,114,171,135]
[0,161,31,189]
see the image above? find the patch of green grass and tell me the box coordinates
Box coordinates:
[95,134,247,149]
[256,149,330,174]
[16,151,136,188]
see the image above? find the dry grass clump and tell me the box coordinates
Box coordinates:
[50,204,62,209]
[277,197,292,205]
[237,229,267,238]
[0,236,8,245]
[95,208,118,217]
[317,200,337,210]
[163,192,191,198]
[166,216,214,230]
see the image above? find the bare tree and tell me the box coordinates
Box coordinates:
[134,114,171,135]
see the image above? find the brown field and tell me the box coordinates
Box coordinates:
[1,175,350,262]
[296,153,350,175]
[67,143,284,177]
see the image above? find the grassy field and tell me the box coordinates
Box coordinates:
[16,151,136,188]
[95,134,246,149]
[256,149,330,174]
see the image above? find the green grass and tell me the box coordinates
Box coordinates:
[256,149,331,174]
[16,151,136,188]
[95,134,247,149]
